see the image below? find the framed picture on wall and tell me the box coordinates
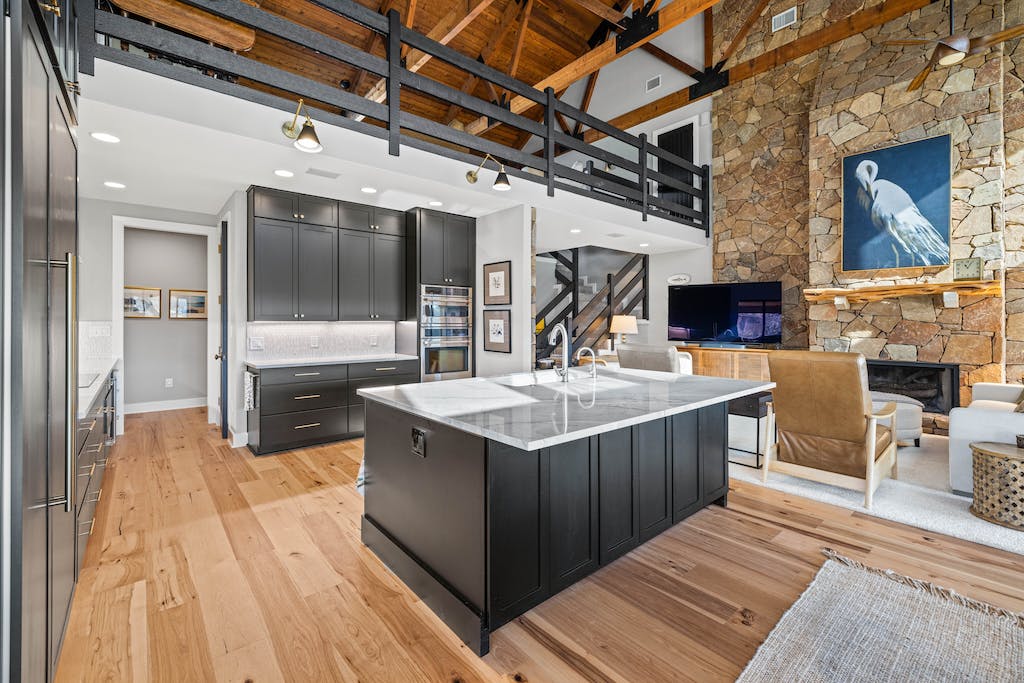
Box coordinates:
[483,261,511,305]
[841,135,951,272]
[483,310,511,353]
[169,289,208,319]
[123,286,161,318]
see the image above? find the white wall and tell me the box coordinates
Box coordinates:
[475,205,533,377]
[220,191,249,446]
[636,247,714,345]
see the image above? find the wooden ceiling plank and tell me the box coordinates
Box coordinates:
[464,0,719,135]
[566,0,626,26]
[703,6,713,66]
[353,0,399,95]
[640,43,701,76]
[719,0,771,65]
[400,0,420,56]
[584,0,933,144]
[108,0,256,51]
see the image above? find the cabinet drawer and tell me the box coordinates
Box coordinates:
[261,407,349,450]
[349,360,419,379]
[261,380,347,415]
[349,373,419,404]
[259,364,348,386]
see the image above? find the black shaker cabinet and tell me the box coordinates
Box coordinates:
[339,201,406,236]
[252,186,338,227]
[338,230,405,321]
[409,208,474,287]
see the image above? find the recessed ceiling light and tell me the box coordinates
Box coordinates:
[429,201,443,207]
[104,181,126,189]
[361,187,378,194]
[91,132,120,143]
[570,229,581,234]
[639,243,650,247]
[274,169,294,178]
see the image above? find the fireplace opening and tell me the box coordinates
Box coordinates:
[865,360,959,415]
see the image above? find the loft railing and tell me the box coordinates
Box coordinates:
[86,0,712,234]
[536,251,648,362]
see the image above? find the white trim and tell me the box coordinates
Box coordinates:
[112,215,220,435]
[230,430,248,449]
[125,397,208,414]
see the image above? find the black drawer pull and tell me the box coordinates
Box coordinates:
[375,367,397,371]
[294,372,321,377]
[294,394,321,400]
[294,422,321,430]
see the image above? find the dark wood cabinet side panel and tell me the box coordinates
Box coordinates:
[637,420,672,542]
[672,411,702,523]
[597,427,638,565]
[548,438,599,590]
[487,442,548,628]
[701,405,729,505]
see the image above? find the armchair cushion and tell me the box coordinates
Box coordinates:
[617,344,691,374]
[778,426,892,479]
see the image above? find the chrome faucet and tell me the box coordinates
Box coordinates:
[575,347,598,378]
[548,321,572,382]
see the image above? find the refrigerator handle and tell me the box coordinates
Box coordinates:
[65,252,76,512]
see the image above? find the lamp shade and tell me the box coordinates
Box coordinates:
[609,315,638,335]
[294,120,322,153]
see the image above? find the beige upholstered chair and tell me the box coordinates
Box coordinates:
[763,351,897,509]
[617,344,693,374]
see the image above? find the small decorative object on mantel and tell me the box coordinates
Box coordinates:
[169,289,208,319]
[483,261,511,306]
[841,135,951,272]
[942,291,960,309]
[952,257,982,281]
[483,310,511,353]
[124,286,161,319]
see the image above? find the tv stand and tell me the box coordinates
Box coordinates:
[679,346,777,381]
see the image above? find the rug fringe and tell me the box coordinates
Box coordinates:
[821,548,1024,628]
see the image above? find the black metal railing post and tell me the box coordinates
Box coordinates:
[639,133,649,222]
[642,254,650,320]
[387,9,401,157]
[607,273,615,350]
[701,163,712,236]
[545,87,556,197]
[571,248,579,319]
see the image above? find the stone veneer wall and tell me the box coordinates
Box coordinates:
[711,0,1020,404]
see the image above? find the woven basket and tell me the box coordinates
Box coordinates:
[970,445,1024,531]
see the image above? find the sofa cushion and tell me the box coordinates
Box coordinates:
[969,399,1016,412]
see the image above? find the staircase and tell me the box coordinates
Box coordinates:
[535,249,649,363]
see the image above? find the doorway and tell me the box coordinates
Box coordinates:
[655,117,699,217]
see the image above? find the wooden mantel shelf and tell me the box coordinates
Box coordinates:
[803,280,1002,304]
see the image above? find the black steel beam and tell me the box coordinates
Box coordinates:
[639,133,649,221]
[544,88,556,197]
[387,9,401,156]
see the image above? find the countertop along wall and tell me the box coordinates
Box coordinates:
[124,228,208,408]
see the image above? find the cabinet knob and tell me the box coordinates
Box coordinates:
[300,214,305,219]
[293,313,298,318]
[300,314,305,318]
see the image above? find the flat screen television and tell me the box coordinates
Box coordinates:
[668,282,782,344]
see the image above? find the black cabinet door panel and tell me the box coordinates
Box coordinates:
[372,234,405,320]
[253,187,298,221]
[444,215,473,286]
[298,225,338,320]
[597,427,638,565]
[418,210,446,285]
[637,420,672,542]
[701,405,729,504]
[671,411,702,522]
[252,218,297,320]
[338,229,373,321]
[548,438,598,590]
[298,195,337,227]
[338,201,373,232]
[374,208,406,236]
[348,405,365,434]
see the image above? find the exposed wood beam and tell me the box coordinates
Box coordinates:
[640,43,701,77]
[443,0,522,124]
[583,0,935,144]
[400,0,419,57]
[508,0,535,79]
[572,69,599,137]
[465,0,719,135]
[353,0,400,95]
[719,0,771,64]
[363,0,499,103]
[554,109,573,135]
[567,0,626,26]
[703,7,713,66]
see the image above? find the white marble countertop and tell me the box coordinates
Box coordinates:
[78,357,117,419]
[359,368,774,451]
[245,353,419,369]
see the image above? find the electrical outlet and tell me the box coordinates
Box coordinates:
[248,336,265,351]
[369,334,378,346]
[164,378,174,388]
[310,336,320,348]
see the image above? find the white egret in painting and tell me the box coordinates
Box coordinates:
[854,159,947,267]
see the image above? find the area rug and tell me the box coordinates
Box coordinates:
[738,550,1024,682]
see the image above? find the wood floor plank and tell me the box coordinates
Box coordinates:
[56,409,1024,683]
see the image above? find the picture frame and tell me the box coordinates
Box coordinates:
[123,286,161,319]
[169,289,208,319]
[483,261,511,306]
[483,309,511,353]
[841,135,951,273]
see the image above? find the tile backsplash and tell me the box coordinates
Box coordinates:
[79,320,113,360]
[246,321,399,361]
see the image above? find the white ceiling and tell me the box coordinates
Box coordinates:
[78,61,709,255]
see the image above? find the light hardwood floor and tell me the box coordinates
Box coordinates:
[56,408,1024,682]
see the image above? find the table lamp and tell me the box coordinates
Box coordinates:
[609,315,638,350]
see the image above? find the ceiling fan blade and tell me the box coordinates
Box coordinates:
[970,23,1024,52]
[906,48,939,91]
[883,39,932,45]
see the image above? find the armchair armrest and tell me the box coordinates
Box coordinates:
[870,402,897,419]
[971,383,1023,404]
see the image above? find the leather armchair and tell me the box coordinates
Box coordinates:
[763,351,898,509]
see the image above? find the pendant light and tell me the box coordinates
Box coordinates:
[281,99,323,154]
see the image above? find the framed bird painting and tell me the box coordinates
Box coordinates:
[841,135,952,273]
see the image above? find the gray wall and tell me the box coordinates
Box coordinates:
[124,228,207,404]
[79,197,218,321]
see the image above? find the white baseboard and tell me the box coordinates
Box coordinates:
[230,430,248,448]
[125,397,207,414]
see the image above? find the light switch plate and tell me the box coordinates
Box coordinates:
[248,336,265,351]
[310,336,320,348]
[369,335,378,346]
[164,378,174,388]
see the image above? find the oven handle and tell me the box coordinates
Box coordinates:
[422,339,473,348]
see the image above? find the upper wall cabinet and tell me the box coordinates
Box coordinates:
[339,201,405,237]
[410,208,474,287]
[252,186,338,227]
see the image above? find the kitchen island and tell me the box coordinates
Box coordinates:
[359,368,774,655]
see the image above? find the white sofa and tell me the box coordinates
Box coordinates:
[948,383,1024,494]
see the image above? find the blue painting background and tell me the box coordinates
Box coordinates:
[841,135,951,271]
